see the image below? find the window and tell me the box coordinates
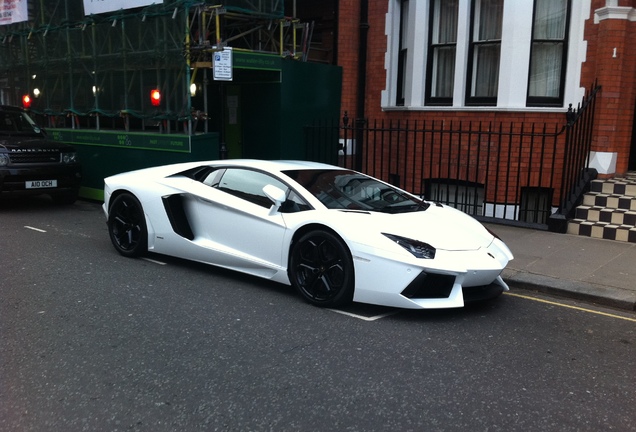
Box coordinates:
[424,179,484,216]
[280,190,312,213]
[215,168,289,208]
[520,187,553,224]
[426,0,459,105]
[385,0,583,109]
[466,0,503,105]
[396,0,409,106]
[527,0,570,106]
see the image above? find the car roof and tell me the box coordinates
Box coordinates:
[211,159,347,172]
[0,105,25,113]
[107,159,349,184]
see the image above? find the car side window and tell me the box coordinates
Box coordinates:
[280,189,312,213]
[202,168,225,187]
[214,168,289,209]
[0,114,14,132]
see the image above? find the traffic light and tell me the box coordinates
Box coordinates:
[22,94,31,109]
[150,89,161,107]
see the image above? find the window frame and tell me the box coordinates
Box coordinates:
[383,0,584,111]
[395,0,410,106]
[213,168,290,209]
[465,0,504,106]
[425,0,459,106]
[525,0,571,107]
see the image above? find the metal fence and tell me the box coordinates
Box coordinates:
[304,85,601,231]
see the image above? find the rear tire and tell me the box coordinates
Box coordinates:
[289,230,354,308]
[107,192,147,257]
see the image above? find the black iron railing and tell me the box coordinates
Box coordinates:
[304,85,601,231]
[548,84,601,232]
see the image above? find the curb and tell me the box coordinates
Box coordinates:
[503,271,636,311]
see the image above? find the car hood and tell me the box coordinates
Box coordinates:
[0,136,75,152]
[338,204,493,251]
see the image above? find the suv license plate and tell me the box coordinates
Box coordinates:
[26,180,58,189]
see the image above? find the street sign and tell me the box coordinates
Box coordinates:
[213,48,233,81]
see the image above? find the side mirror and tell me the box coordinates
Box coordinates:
[263,184,287,215]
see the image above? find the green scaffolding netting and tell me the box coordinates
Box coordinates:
[0,0,285,129]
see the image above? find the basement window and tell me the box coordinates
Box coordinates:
[424,179,485,216]
[520,186,553,224]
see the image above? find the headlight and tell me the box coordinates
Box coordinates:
[382,233,436,259]
[61,152,78,164]
[0,153,8,166]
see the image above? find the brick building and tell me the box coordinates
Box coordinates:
[327,0,636,231]
[335,0,636,176]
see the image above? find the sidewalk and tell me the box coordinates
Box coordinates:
[486,224,636,311]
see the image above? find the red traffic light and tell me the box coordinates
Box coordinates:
[150,89,161,107]
[22,94,31,109]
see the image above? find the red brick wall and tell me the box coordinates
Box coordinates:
[362,0,388,119]
[582,0,636,175]
[335,0,636,177]
[339,1,569,130]
[337,0,361,118]
[334,0,575,205]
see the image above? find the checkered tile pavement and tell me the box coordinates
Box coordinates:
[567,173,636,242]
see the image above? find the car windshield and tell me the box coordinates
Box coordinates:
[0,110,42,135]
[283,169,429,213]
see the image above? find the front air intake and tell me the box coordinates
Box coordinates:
[401,272,455,299]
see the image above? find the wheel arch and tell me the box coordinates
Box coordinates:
[287,223,356,307]
[288,223,355,272]
[107,188,154,233]
[106,188,137,212]
[290,223,346,252]
[106,189,149,257]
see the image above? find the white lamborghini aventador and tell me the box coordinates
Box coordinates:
[103,159,513,309]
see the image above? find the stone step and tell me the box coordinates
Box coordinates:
[567,219,636,243]
[582,192,636,211]
[574,205,636,225]
[567,172,636,242]
[590,176,636,197]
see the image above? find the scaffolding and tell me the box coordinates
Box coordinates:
[0,0,307,134]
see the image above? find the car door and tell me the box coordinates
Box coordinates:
[188,167,290,274]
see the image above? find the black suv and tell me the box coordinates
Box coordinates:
[0,106,81,204]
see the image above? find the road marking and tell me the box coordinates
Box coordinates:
[328,308,399,321]
[504,292,636,323]
[24,226,46,233]
[142,257,167,265]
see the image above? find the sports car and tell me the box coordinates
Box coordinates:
[103,159,513,309]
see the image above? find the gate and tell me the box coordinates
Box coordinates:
[304,85,601,231]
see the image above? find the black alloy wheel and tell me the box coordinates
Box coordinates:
[289,229,354,307]
[107,192,148,257]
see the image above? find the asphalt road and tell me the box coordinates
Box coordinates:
[1,197,635,432]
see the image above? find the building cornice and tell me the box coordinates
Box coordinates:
[594,6,636,23]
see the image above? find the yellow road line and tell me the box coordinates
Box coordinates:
[504,292,636,323]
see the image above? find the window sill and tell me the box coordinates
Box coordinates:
[381,105,569,113]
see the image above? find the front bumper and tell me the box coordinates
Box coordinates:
[0,164,82,196]
[351,238,513,309]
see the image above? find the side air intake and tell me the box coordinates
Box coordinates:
[162,194,195,240]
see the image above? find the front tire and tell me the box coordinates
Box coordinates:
[107,192,148,257]
[289,230,354,307]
